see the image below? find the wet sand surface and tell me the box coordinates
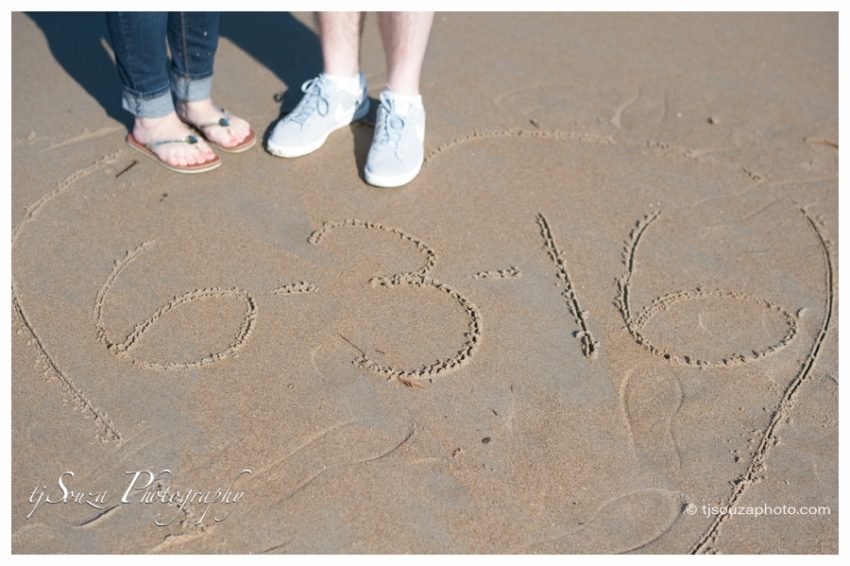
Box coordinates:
[11,12,837,553]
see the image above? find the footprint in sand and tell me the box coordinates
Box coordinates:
[519,488,683,553]
[620,364,683,479]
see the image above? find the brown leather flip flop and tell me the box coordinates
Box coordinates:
[191,109,257,154]
[126,133,221,174]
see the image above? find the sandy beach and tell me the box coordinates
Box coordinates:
[11,12,837,553]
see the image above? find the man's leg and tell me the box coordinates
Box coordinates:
[378,12,434,96]
[318,12,365,78]
[364,12,434,188]
[267,12,369,158]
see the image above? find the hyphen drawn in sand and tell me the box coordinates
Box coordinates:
[272,282,318,295]
[473,266,520,280]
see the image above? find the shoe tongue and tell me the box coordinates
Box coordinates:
[321,72,361,95]
[391,99,412,116]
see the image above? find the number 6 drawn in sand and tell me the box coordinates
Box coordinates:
[95,240,258,371]
[616,209,799,368]
[307,219,482,388]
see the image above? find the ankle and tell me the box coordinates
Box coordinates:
[177,98,214,115]
[385,79,421,97]
[135,113,176,130]
[383,90,423,116]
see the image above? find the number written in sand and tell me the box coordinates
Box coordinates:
[616,209,799,367]
[306,220,482,388]
[95,240,257,371]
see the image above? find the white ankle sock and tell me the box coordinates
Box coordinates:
[385,90,423,116]
[322,72,363,95]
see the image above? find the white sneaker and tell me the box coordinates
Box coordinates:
[267,73,369,158]
[364,91,426,188]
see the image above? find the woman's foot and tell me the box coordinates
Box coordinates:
[178,99,252,150]
[131,113,217,168]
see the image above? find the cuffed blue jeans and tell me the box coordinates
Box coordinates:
[106,12,220,118]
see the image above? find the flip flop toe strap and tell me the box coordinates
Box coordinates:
[197,109,231,130]
[146,134,200,150]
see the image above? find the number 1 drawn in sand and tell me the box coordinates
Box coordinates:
[536,213,599,359]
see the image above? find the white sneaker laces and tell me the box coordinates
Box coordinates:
[289,77,331,124]
[373,91,405,150]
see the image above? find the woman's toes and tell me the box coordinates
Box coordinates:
[219,130,236,148]
[209,131,226,147]
[160,150,179,166]
[230,128,246,144]
[195,143,212,160]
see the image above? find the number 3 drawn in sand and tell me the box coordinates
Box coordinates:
[306,220,482,388]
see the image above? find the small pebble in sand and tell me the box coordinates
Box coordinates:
[481,437,491,444]
[707,116,718,125]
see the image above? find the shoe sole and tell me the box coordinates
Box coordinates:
[266,99,370,158]
[364,159,423,188]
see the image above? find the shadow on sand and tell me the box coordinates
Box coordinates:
[26,12,375,175]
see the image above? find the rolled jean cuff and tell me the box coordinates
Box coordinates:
[121,87,174,118]
[171,74,213,103]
